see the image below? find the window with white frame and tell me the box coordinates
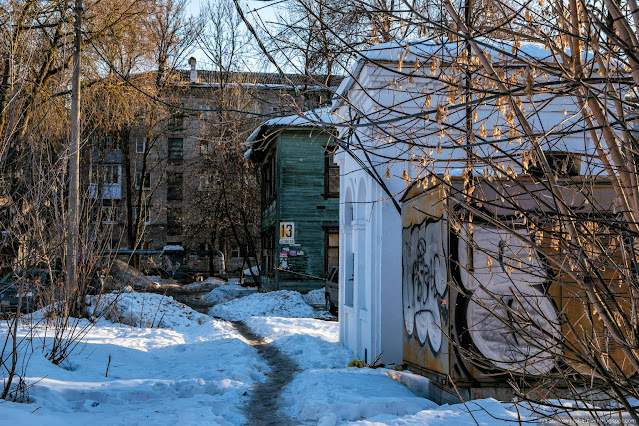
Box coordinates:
[100,206,119,224]
[91,164,121,185]
[135,138,146,154]
[135,171,151,190]
[133,203,151,225]
[231,246,249,258]
[198,175,211,191]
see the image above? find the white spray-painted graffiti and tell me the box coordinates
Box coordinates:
[456,226,560,374]
[402,219,447,353]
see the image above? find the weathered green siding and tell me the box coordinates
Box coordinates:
[259,128,339,293]
[259,138,278,292]
[262,200,277,230]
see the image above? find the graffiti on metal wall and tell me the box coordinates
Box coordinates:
[402,219,447,353]
[454,226,559,374]
[401,217,559,373]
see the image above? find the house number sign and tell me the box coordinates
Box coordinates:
[279,222,295,244]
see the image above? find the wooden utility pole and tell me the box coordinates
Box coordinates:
[67,0,82,294]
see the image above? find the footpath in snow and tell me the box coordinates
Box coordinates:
[0,281,530,425]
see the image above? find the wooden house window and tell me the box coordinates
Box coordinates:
[325,227,339,273]
[324,146,339,198]
[261,228,275,276]
[262,157,277,205]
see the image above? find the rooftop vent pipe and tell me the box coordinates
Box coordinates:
[188,57,197,83]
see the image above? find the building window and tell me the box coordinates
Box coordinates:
[92,134,118,150]
[133,203,151,225]
[168,112,184,131]
[262,157,276,205]
[261,228,275,276]
[324,146,339,197]
[100,205,119,224]
[231,246,249,258]
[325,228,339,273]
[528,151,581,178]
[91,164,120,185]
[167,207,182,236]
[198,176,211,192]
[272,106,285,115]
[168,138,183,165]
[135,171,151,190]
[135,138,146,154]
[200,141,211,155]
[167,172,183,201]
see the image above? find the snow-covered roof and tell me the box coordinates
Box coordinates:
[245,107,335,161]
[246,107,334,143]
[362,37,553,64]
[332,37,558,111]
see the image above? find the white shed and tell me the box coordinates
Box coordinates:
[332,37,599,366]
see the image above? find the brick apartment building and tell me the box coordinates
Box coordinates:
[83,59,342,276]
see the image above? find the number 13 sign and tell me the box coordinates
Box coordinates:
[279,222,295,244]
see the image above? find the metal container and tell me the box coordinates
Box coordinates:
[400,176,622,402]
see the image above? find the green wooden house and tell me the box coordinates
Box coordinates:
[246,109,339,292]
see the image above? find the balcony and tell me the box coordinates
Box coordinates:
[88,183,121,199]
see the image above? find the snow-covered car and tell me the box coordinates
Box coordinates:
[324,267,338,315]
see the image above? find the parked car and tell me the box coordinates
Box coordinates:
[0,269,105,314]
[324,266,338,315]
[0,269,52,313]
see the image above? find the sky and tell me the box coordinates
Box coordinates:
[185,0,282,71]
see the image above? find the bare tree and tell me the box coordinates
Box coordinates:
[0,0,175,400]
[253,0,639,421]
[146,0,196,87]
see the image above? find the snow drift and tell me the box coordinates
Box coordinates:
[209,290,316,321]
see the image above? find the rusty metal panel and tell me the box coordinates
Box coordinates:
[402,184,451,377]
[402,177,629,387]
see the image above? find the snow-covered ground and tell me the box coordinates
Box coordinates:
[0,288,531,425]
[180,277,226,293]
[210,290,318,321]
[201,282,257,305]
[1,293,266,424]
[302,288,325,306]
